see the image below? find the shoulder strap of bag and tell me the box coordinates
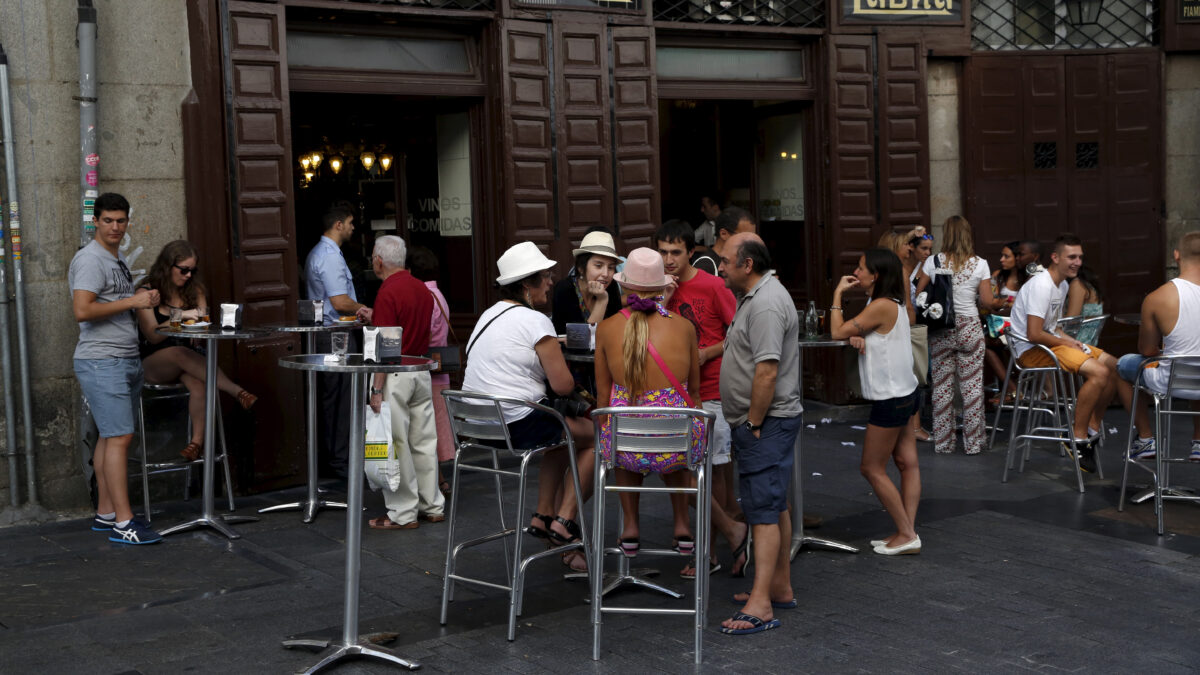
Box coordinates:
[430,289,460,344]
[620,308,696,408]
[466,304,520,358]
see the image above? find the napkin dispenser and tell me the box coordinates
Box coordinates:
[364,326,404,363]
[565,323,592,351]
[298,299,323,326]
[362,326,380,363]
[220,303,242,330]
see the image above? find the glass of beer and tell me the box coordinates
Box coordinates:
[169,307,183,331]
[197,305,209,323]
[816,309,827,334]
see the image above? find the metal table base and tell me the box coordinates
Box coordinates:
[159,328,260,539]
[259,329,354,523]
[277,355,433,673]
[791,338,859,558]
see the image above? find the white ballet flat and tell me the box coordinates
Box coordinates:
[873,536,921,556]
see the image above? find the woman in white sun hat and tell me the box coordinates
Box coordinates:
[551,229,625,334]
[463,241,596,571]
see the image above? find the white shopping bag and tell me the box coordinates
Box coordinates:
[364,404,401,492]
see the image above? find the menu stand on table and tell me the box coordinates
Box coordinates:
[278,354,434,673]
[791,337,860,558]
[156,327,264,540]
[257,322,362,522]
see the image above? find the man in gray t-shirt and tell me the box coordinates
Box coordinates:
[717,232,802,636]
[70,193,162,544]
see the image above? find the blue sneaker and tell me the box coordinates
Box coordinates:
[1129,437,1156,460]
[91,515,116,531]
[109,519,163,545]
[1190,440,1200,463]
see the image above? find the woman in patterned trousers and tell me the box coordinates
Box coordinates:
[923,216,999,454]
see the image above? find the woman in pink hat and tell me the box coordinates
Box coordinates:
[594,247,706,560]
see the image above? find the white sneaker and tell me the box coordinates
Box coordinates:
[1189,440,1200,463]
[1129,437,1156,460]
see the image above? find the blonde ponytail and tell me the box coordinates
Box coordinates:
[622,291,657,397]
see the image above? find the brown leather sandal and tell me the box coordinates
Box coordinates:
[180,442,202,461]
[236,390,258,410]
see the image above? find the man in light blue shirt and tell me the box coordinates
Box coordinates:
[304,201,372,478]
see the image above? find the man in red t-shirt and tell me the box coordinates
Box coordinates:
[655,219,749,577]
[366,235,442,529]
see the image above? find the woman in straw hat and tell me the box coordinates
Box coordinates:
[594,247,706,561]
[551,229,625,334]
[462,242,596,571]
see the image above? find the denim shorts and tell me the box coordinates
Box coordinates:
[702,400,731,466]
[1118,353,1152,384]
[74,358,143,438]
[732,415,803,525]
[868,390,919,428]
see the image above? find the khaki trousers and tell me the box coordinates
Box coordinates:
[383,371,444,524]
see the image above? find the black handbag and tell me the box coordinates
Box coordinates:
[426,292,462,375]
[916,253,956,333]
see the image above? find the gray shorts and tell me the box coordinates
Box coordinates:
[702,400,731,466]
[75,357,143,438]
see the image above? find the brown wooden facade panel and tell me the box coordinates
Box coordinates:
[610,26,660,250]
[826,35,877,279]
[500,20,557,248]
[878,35,929,230]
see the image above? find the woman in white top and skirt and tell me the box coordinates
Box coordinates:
[831,249,922,555]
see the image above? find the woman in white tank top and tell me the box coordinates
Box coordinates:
[831,249,922,556]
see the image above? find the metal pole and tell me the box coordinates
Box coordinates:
[78,1,97,248]
[0,46,18,507]
[0,44,36,505]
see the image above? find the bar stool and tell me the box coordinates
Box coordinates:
[439,391,590,642]
[1000,333,1098,492]
[130,382,235,523]
[1118,354,1200,534]
[1061,314,1112,447]
[589,405,713,665]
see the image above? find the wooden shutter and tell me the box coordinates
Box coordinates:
[224,0,302,489]
[877,35,929,233]
[554,18,613,261]
[826,35,877,279]
[499,19,557,259]
[964,55,1026,256]
[610,26,660,250]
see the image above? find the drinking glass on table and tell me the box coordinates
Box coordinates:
[816,309,827,334]
[169,307,183,331]
[330,331,349,359]
[197,305,209,323]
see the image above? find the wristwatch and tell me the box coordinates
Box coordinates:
[744,420,762,432]
[370,388,384,396]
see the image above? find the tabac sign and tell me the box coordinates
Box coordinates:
[842,0,963,23]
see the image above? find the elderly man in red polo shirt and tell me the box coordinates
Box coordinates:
[367,235,443,529]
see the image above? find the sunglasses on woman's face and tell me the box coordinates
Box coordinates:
[173,264,197,276]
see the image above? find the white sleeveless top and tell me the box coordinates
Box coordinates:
[859,298,919,401]
[1144,278,1200,393]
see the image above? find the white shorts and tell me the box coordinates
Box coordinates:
[703,400,731,466]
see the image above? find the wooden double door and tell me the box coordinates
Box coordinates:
[964,51,1163,351]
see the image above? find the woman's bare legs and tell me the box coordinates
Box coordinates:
[179,372,205,446]
[860,424,919,546]
[615,468,644,540]
[142,346,246,398]
[892,423,921,540]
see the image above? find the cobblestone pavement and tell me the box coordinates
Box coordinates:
[4,408,1200,674]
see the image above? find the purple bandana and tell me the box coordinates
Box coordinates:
[626,294,670,317]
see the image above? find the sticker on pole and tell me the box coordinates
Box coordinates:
[85,153,99,166]
[86,171,98,187]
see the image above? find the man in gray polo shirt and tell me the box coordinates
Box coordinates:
[717,232,802,636]
[71,193,162,545]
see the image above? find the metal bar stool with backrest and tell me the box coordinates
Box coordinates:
[1061,314,1111,447]
[589,405,713,665]
[130,382,235,523]
[439,390,590,642]
[1000,333,1099,492]
[1118,354,1200,534]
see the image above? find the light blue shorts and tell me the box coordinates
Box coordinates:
[74,358,143,438]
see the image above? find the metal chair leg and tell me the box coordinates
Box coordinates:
[217,405,235,512]
[440,446,464,625]
[138,398,152,523]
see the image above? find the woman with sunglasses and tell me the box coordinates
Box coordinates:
[136,240,257,460]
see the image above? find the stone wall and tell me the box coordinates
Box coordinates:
[1165,54,1200,273]
[0,0,190,514]
[927,59,962,243]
